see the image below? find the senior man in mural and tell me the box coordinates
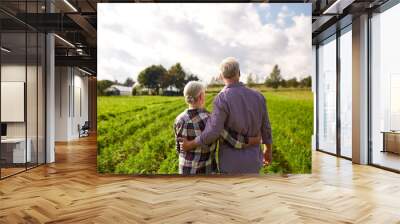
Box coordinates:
[180,57,273,174]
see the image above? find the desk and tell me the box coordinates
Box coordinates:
[382,131,400,154]
[1,138,31,163]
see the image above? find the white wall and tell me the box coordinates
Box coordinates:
[55,66,70,141]
[1,65,38,138]
[1,63,46,164]
[55,67,89,141]
[74,72,89,130]
[1,65,26,138]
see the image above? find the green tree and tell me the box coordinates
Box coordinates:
[97,80,114,96]
[265,65,282,89]
[279,79,287,87]
[299,76,312,88]
[124,78,135,87]
[185,73,199,82]
[160,72,173,89]
[209,76,223,86]
[168,63,187,92]
[287,77,299,88]
[138,65,167,95]
[246,73,256,87]
[132,84,140,96]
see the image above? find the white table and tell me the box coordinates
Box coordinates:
[1,138,31,163]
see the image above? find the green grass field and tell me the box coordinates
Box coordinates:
[97,89,313,174]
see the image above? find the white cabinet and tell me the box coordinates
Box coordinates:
[1,138,32,163]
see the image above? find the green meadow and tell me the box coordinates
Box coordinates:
[97,89,313,174]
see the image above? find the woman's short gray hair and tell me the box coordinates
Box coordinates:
[220,57,240,79]
[183,81,205,104]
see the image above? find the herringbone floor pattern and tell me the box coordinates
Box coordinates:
[1,136,400,223]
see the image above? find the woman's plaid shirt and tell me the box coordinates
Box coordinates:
[174,108,248,174]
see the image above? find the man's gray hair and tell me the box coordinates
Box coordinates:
[220,57,240,79]
[183,81,205,104]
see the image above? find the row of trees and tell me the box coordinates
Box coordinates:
[137,63,198,95]
[251,64,311,89]
[210,64,311,89]
[97,63,199,96]
[98,63,311,96]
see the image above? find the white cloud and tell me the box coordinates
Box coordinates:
[98,3,311,83]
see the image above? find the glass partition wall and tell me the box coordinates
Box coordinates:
[316,24,353,159]
[0,3,46,179]
[339,26,352,159]
[370,3,400,171]
[316,0,400,172]
[0,31,28,177]
[317,35,337,155]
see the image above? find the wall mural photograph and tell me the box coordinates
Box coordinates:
[97,3,313,175]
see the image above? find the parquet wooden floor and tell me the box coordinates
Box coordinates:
[0,136,399,223]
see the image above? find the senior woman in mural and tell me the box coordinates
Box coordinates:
[174,81,260,174]
[180,57,273,174]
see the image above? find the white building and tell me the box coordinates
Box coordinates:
[105,85,133,96]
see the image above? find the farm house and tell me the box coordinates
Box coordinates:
[105,85,133,96]
[161,85,181,96]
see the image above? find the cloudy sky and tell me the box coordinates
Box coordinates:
[98,3,311,83]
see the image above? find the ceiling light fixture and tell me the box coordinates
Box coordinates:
[63,0,78,12]
[54,34,75,48]
[76,48,86,56]
[1,47,11,53]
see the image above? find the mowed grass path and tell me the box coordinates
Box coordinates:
[97,89,313,174]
